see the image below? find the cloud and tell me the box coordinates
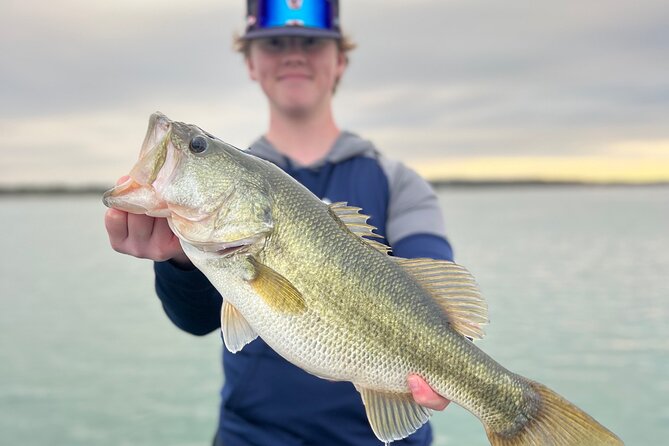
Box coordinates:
[335,0,669,156]
[1,0,668,184]
[0,92,268,185]
[0,1,246,117]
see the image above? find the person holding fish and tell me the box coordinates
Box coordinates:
[105,1,452,445]
[104,1,624,445]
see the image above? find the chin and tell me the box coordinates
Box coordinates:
[282,105,314,119]
[277,98,318,115]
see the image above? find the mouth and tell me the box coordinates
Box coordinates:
[102,179,171,217]
[102,112,174,216]
[131,112,172,183]
[278,73,311,81]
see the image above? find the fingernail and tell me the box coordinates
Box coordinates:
[407,376,419,391]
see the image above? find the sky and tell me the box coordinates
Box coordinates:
[1,0,668,186]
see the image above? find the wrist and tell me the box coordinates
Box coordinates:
[169,253,194,270]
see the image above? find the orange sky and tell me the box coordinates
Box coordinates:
[410,141,669,183]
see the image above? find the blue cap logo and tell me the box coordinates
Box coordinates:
[287,0,303,10]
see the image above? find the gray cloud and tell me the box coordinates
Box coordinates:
[335,1,669,156]
[0,2,245,117]
[1,0,668,184]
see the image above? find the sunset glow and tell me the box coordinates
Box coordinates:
[411,148,669,183]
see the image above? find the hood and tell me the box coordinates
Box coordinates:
[246,131,378,169]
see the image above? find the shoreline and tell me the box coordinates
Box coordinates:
[1,181,667,196]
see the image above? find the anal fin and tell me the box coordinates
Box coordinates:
[356,385,432,443]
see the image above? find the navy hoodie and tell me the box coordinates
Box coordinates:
[154,132,453,446]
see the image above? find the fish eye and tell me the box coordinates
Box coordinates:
[189,135,208,154]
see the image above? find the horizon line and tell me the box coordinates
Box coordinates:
[1,179,668,196]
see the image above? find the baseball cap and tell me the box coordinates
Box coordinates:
[242,0,342,40]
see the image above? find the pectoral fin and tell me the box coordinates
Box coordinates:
[356,385,432,443]
[396,258,488,340]
[248,257,306,314]
[221,301,257,353]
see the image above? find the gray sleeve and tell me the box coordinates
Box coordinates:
[380,156,447,246]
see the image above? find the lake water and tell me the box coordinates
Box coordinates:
[1,185,667,445]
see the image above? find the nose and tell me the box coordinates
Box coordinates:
[281,40,307,64]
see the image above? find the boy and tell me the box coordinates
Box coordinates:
[105,1,451,444]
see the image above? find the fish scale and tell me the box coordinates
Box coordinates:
[104,112,624,446]
[203,159,543,426]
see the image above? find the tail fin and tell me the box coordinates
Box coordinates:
[485,381,623,445]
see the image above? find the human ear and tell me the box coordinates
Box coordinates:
[245,54,258,81]
[335,50,347,79]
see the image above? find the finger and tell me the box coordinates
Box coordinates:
[407,375,450,411]
[151,217,175,243]
[126,212,156,243]
[151,217,186,261]
[116,175,130,185]
[104,176,132,242]
[104,208,129,243]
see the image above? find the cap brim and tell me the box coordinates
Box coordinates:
[243,26,341,40]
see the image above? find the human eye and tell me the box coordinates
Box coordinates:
[302,37,326,52]
[260,37,285,53]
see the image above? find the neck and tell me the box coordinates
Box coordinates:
[265,104,340,166]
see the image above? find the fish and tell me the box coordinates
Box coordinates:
[103,112,623,445]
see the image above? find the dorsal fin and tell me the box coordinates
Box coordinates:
[396,258,488,340]
[329,202,391,254]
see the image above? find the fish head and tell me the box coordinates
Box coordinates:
[103,112,273,255]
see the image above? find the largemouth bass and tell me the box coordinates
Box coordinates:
[103,112,623,445]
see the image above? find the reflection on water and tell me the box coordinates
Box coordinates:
[1,186,667,445]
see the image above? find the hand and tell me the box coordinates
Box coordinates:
[104,176,191,266]
[408,374,450,411]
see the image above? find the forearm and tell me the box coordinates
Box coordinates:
[392,233,454,261]
[154,260,223,335]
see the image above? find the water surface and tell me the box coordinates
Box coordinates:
[1,186,666,445]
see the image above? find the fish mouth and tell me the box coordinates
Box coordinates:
[102,112,175,216]
[102,176,166,215]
